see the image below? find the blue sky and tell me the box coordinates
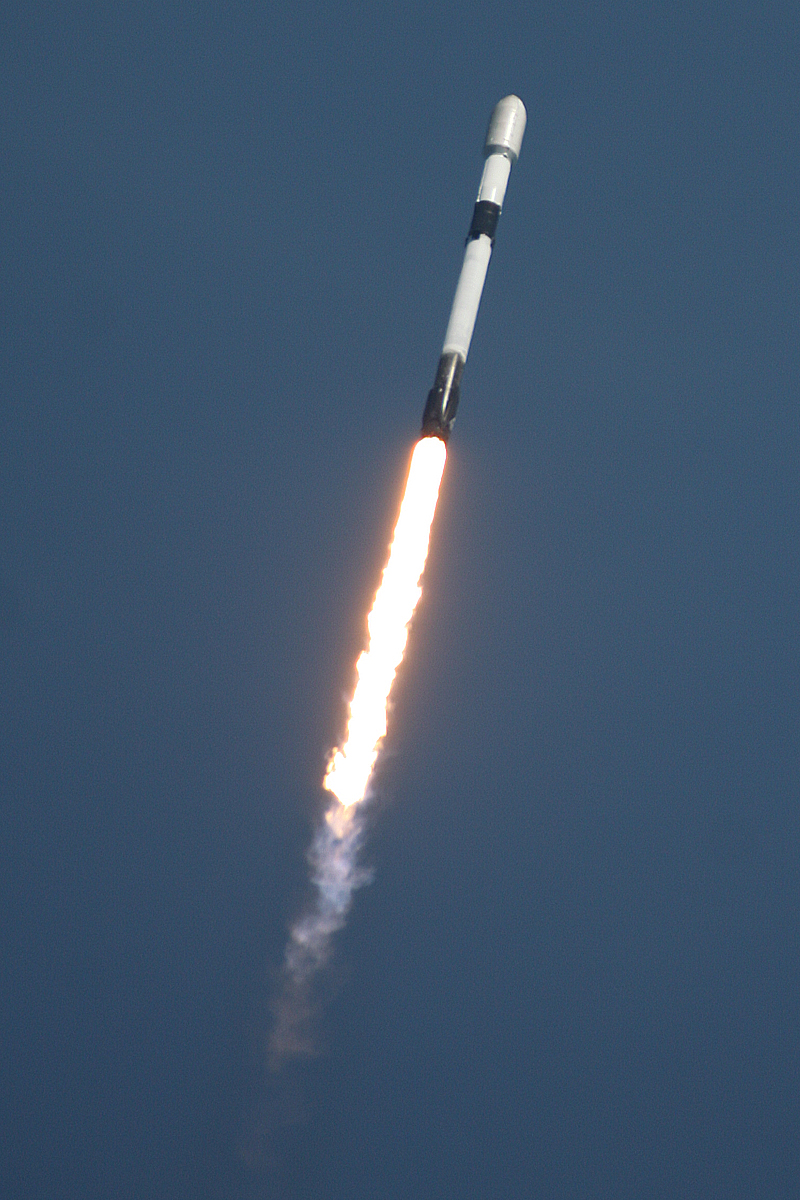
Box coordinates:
[2,3,799,1197]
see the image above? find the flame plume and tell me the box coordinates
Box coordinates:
[270,436,447,1063]
[324,436,447,810]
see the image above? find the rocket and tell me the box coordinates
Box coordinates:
[421,95,526,441]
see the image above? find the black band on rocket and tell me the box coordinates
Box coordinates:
[467,200,501,244]
[421,351,465,440]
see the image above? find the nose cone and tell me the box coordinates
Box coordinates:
[484,95,527,163]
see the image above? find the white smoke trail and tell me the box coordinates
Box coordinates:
[270,436,447,1064]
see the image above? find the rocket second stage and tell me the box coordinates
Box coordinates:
[421,95,526,441]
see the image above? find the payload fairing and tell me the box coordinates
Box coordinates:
[421,95,527,441]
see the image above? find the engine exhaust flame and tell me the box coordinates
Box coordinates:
[270,436,447,1063]
[324,436,447,809]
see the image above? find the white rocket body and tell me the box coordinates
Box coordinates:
[421,95,526,440]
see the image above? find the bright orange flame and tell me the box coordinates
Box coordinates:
[324,436,447,809]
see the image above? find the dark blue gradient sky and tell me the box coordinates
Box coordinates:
[2,3,799,1197]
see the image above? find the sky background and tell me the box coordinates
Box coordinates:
[2,2,799,1197]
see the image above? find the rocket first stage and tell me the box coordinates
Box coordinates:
[421,95,526,441]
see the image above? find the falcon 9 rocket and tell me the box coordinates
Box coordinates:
[421,95,527,441]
